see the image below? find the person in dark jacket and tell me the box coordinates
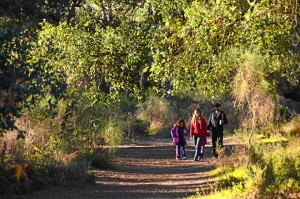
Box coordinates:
[207,103,228,158]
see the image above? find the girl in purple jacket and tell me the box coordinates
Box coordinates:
[171,119,188,160]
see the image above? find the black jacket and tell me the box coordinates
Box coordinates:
[207,111,228,131]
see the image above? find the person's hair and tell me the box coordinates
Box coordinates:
[214,103,221,108]
[191,108,201,122]
[176,119,186,128]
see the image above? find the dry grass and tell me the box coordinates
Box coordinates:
[231,51,275,129]
[280,115,300,137]
[60,151,79,166]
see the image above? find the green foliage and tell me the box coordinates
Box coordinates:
[148,0,299,97]
[1,0,300,197]
[89,148,113,169]
[2,0,300,135]
[265,141,300,194]
[0,0,70,134]
[213,166,250,192]
[132,119,150,137]
[29,136,62,166]
[231,49,276,128]
[280,115,300,137]
[137,93,171,129]
[198,130,300,198]
[100,119,124,147]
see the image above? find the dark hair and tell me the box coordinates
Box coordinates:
[214,103,221,108]
[176,119,186,128]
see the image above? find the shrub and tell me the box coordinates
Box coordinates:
[132,119,150,137]
[99,119,124,147]
[231,50,275,129]
[265,140,300,194]
[280,115,300,137]
[137,94,170,130]
[194,130,300,199]
[89,148,113,169]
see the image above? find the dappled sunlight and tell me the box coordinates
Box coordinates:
[94,140,216,198]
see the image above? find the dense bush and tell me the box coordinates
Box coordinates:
[193,129,300,199]
[0,94,128,196]
[190,49,300,198]
[132,119,150,137]
[89,148,113,169]
[137,93,171,130]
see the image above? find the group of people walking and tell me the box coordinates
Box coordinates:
[170,103,228,161]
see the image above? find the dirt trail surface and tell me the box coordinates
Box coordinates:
[16,138,234,199]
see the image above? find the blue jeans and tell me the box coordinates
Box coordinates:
[176,144,186,158]
[194,136,205,159]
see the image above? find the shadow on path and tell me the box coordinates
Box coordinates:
[17,139,221,199]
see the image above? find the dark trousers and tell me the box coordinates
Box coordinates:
[212,129,223,157]
[176,144,186,158]
[193,136,205,159]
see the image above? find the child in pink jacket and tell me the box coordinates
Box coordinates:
[170,119,188,160]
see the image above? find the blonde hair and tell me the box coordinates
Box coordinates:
[191,108,202,123]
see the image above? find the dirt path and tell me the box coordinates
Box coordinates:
[17,138,232,199]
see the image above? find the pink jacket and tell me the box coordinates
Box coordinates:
[170,126,187,145]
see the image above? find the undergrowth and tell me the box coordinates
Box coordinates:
[190,121,300,199]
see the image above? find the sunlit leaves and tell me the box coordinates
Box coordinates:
[147,0,299,97]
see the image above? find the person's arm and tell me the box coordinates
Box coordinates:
[190,121,194,139]
[203,118,208,131]
[184,126,188,136]
[222,111,228,124]
[207,112,212,132]
[171,127,176,137]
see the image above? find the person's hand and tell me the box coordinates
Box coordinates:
[206,131,211,137]
[173,124,176,127]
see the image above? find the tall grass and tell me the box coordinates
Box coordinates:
[190,50,300,199]
[137,93,171,130]
[191,131,300,199]
[100,119,124,147]
[231,50,275,129]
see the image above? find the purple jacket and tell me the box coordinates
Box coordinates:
[171,126,187,145]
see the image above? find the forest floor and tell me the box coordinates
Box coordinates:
[14,136,235,199]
